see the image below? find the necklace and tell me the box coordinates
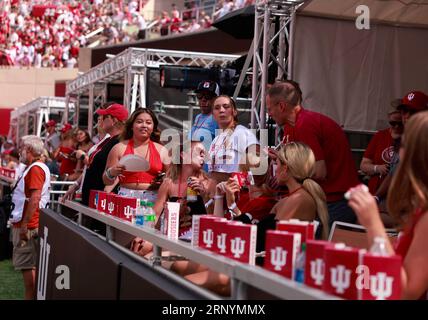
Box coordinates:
[211,128,234,164]
[176,173,187,199]
[286,186,303,198]
[132,138,150,160]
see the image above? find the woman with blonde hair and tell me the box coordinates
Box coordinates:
[348,111,428,299]
[185,142,329,296]
[272,141,330,239]
[219,141,330,241]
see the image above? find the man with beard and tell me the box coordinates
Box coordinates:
[10,135,50,300]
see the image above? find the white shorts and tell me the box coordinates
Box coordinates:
[117,187,157,203]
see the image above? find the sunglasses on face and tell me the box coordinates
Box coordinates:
[400,108,416,116]
[197,93,215,100]
[389,121,403,127]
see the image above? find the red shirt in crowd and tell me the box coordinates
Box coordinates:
[282,107,359,202]
[220,189,277,221]
[14,165,46,230]
[363,128,396,194]
[236,191,277,221]
[58,146,77,176]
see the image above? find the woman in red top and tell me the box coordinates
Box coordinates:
[348,111,428,300]
[103,108,169,201]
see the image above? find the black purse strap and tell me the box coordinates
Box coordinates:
[9,170,25,195]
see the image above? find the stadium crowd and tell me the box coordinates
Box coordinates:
[0,0,255,68]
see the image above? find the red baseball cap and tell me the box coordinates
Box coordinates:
[96,103,128,121]
[45,119,56,127]
[399,91,428,112]
[61,123,73,133]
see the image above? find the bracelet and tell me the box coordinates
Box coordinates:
[105,168,115,180]
[214,195,224,200]
[373,165,377,174]
[228,202,237,211]
[228,209,237,218]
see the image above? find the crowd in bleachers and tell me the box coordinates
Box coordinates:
[0,0,255,68]
[0,0,152,67]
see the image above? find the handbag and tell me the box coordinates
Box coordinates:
[0,193,14,216]
[0,174,23,218]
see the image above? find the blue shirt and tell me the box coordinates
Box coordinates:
[190,113,218,146]
[190,113,218,171]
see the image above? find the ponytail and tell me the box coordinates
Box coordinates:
[301,178,330,240]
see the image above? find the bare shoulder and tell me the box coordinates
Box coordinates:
[274,189,316,220]
[112,140,127,153]
[280,190,308,206]
[415,210,428,234]
[292,190,314,203]
[153,142,165,153]
[154,142,169,157]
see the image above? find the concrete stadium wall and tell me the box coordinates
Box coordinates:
[0,67,79,109]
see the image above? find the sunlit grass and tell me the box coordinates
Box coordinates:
[0,259,24,300]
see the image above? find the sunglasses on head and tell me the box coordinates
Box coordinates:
[389,121,403,127]
[196,93,215,100]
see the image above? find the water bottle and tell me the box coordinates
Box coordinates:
[135,200,146,227]
[294,243,306,283]
[144,202,156,228]
[370,236,389,256]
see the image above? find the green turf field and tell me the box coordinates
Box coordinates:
[0,259,24,300]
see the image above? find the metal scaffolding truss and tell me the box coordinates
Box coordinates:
[248,0,307,129]
[9,97,76,145]
[10,97,71,120]
[67,48,239,96]
[66,47,240,134]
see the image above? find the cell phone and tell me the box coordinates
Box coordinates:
[153,172,166,182]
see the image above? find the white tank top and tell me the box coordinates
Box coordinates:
[10,161,51,224]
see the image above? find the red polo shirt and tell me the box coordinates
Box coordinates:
[283,108,359,202]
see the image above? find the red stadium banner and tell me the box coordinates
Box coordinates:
[0,109,12,135]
